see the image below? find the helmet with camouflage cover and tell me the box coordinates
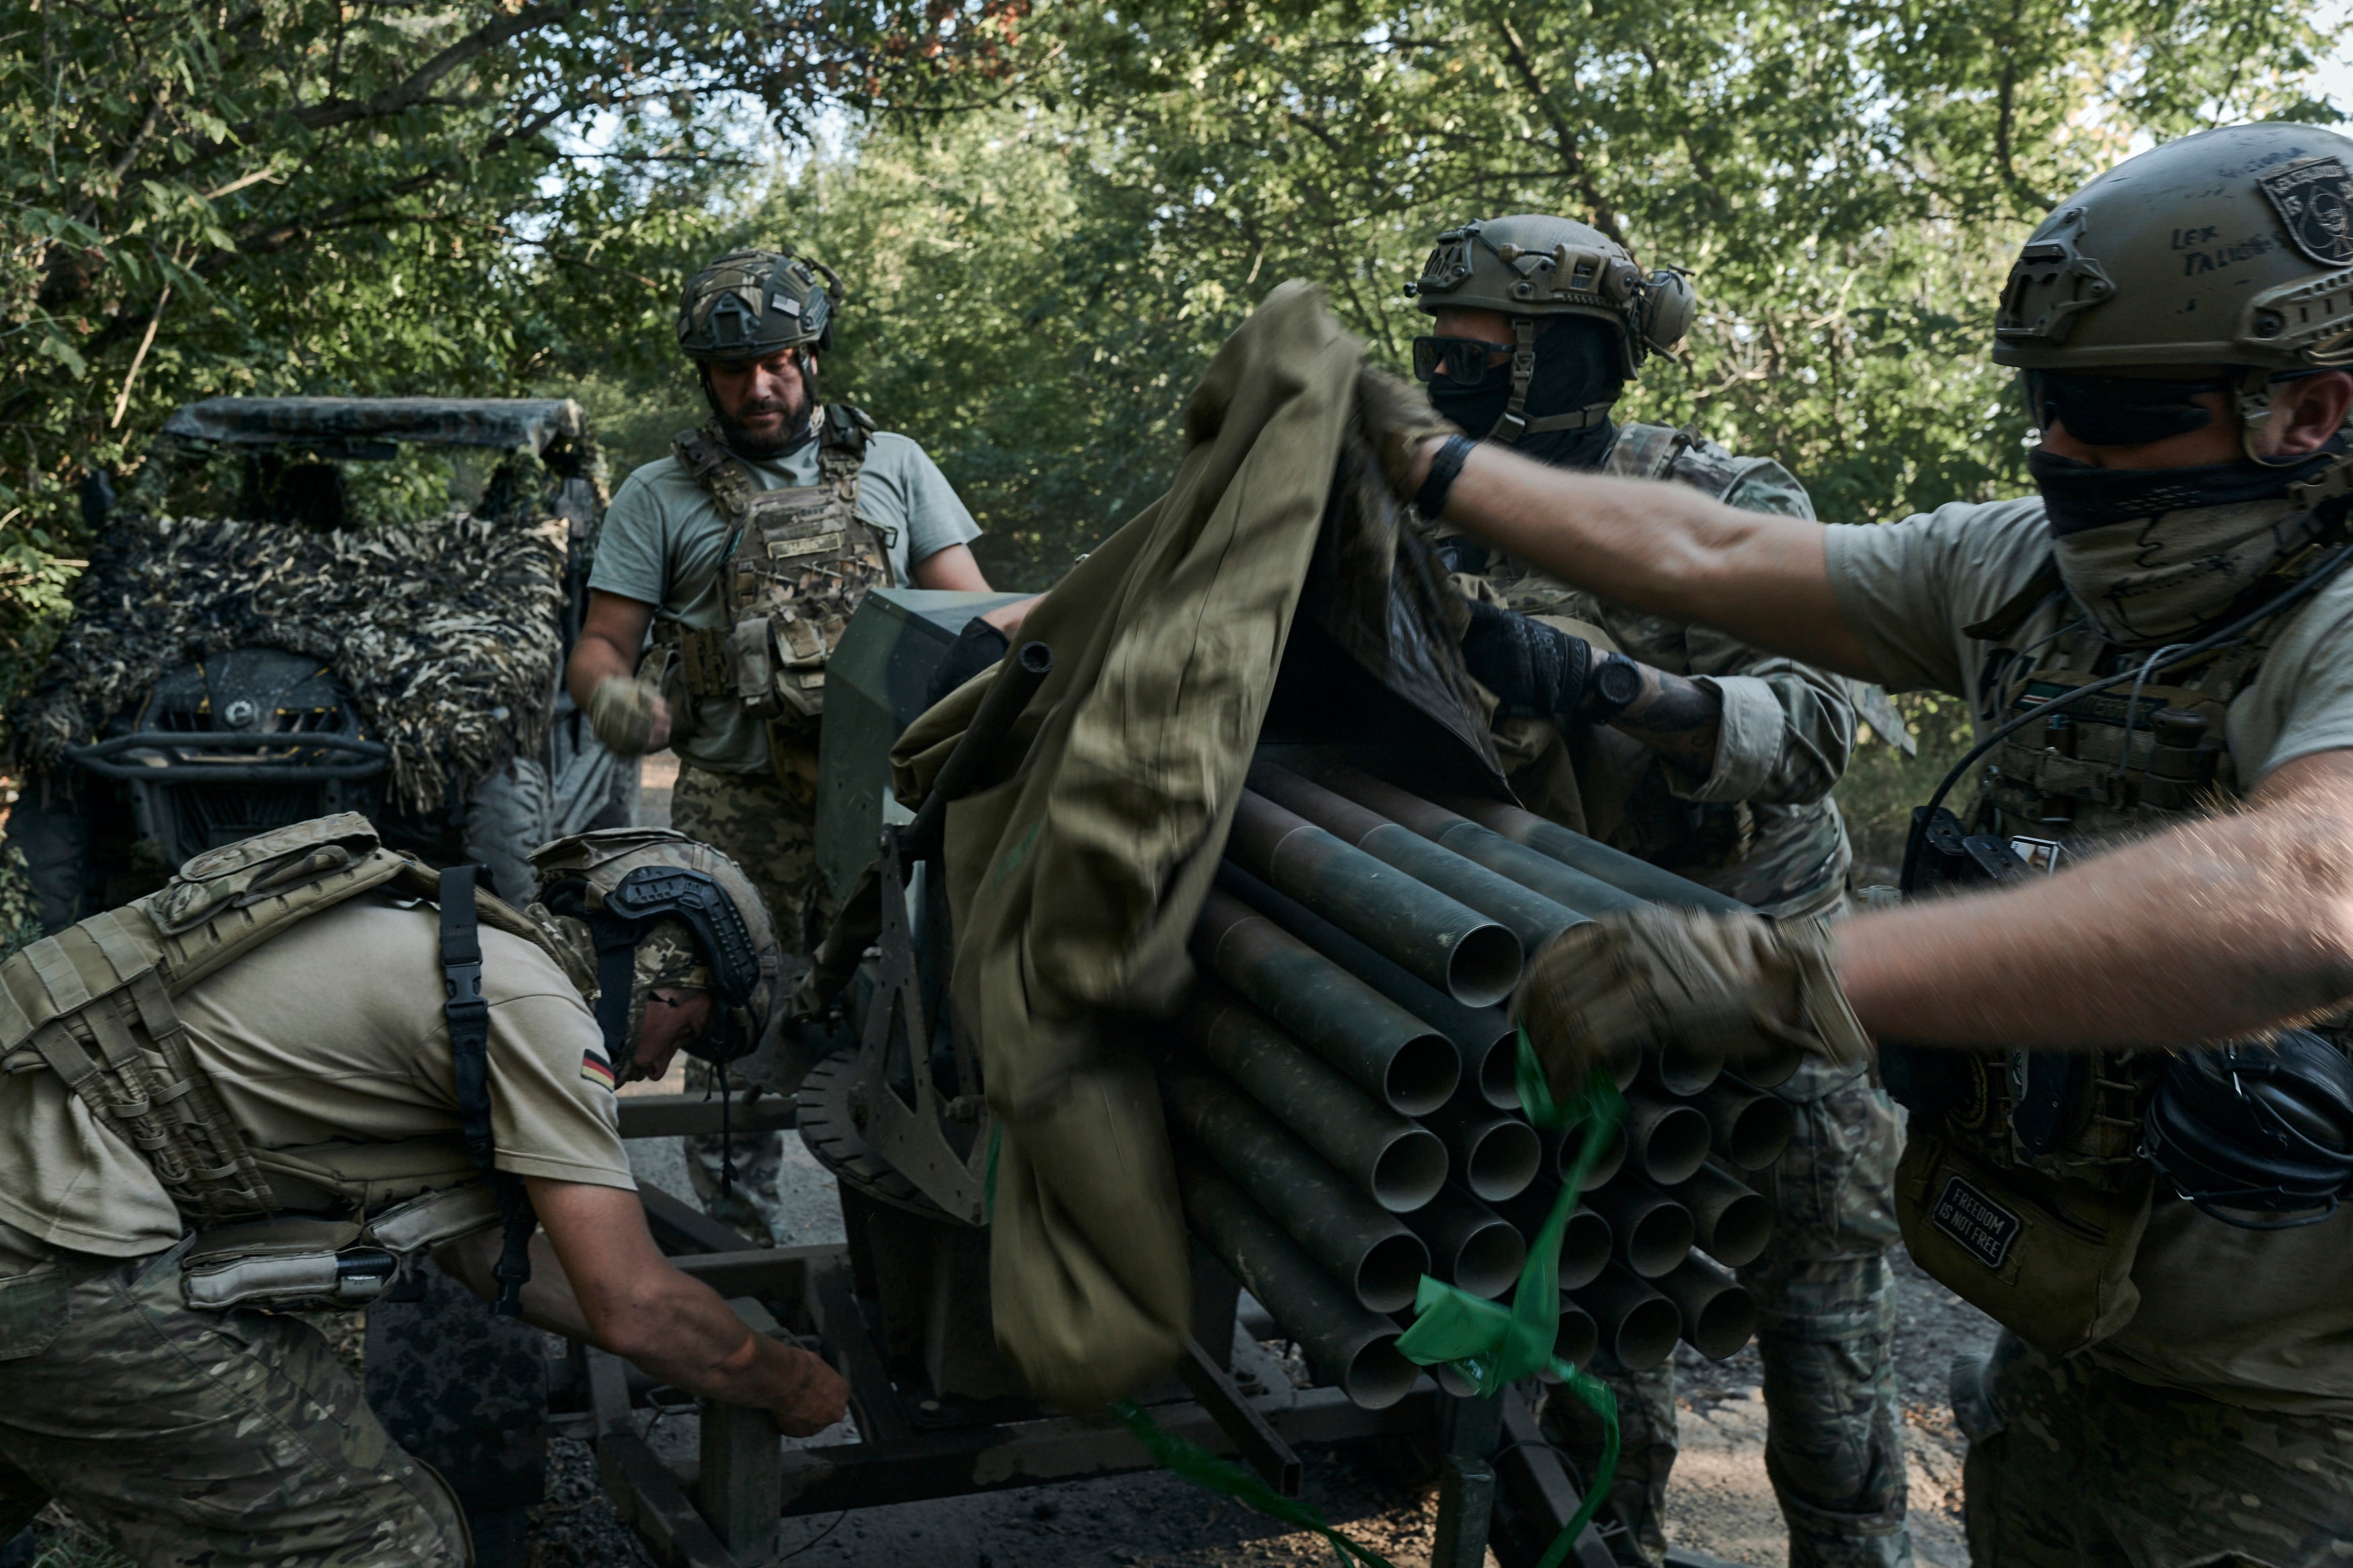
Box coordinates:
[1408,214,1698,444]
[528,827,784,1065]
[1995,123,2353,438]
[676,248,845,364]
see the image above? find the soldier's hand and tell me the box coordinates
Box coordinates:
[769,1345,850,1436]
[1355,364,1461,501]
[1515,907,1872,1099]
[1460,597,1595,723]
[588,675,670,756]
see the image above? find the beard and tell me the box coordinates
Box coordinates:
[714,394,814,459]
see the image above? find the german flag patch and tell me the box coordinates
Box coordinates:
[581,1049,618,1091]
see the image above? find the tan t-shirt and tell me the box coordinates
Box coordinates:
[1828,496,2353,1413]
[0,895,634,1256]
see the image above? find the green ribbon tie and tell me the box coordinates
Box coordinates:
[1394,1030,1626,1568]
[1112,1028,1626,1568]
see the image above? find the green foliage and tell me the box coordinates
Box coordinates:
[0,0,1032,729]
[616,0,2342,599]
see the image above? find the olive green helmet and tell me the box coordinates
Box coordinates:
[1408,214,1698,443]
[1995,123,2353,389]
[676,247,845,364]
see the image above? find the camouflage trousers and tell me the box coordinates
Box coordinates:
[1549,1061,1909,1568]
[0,1229,467,1565]
[1955,1331,2353,1567]
[672,760,836,1247]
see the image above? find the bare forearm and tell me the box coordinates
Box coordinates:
[565,632,637,708]
[1840,760,2353,1047]
[1608,665,1722,774]
[1425,441,1880,679]
[436,1232,595,1342]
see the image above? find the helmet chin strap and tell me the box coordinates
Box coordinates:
[1485,317,1615,445]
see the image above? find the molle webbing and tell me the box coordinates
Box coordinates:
[0,813,551,1231]
[654,406,887,727]
[0,911,275,1224]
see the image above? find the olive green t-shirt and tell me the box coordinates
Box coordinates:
[0,897,634,1257]
[1827,495,2353,1413]
[590,416,982,774]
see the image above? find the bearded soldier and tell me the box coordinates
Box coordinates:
[567,247,1016,1242]
[1367,121,2353,1561]
[1406,213,1908,1568]
[0,817,846,1563]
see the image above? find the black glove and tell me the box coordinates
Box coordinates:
[1459,597,1593,723]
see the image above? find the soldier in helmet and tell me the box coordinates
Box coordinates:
[567,247,1021,1241]
[1408,213,1908,1568]
[0,817,847,1562]
[1367,122,2353,1561]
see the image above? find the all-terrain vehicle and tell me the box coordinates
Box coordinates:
[8,396,638,925]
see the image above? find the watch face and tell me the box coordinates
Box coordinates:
[1597,657,1642,709]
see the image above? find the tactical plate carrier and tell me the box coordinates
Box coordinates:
[0,815,552,1311]
[649,409,896,750]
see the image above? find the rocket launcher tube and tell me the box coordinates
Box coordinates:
[1161,1057,1429,1314]
[1247,763,1587,952]
[1175,1149,1417,1411]
[1226,789,1523,1007]
[1401,1186,1527,1301]
[1193,889,1460,1116]
[1177,983,1448,1214]
[1216,866,1519,1111]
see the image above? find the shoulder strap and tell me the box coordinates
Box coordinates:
[671,421,759,527]
[815,403,873,518]
[439,864,536,1317]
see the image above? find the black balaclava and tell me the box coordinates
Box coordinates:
[1427,316,1626,471]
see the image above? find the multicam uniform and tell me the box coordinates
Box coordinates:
[0,855,633,1565]
[1832,497,2353,1563]
[590,409,979,1241]
[1510,423,1909,1568]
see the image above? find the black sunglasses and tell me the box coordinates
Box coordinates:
[2025,371,2234,447]
[1413,335,1515,391]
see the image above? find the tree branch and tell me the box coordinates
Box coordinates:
[1492,17,1627,247]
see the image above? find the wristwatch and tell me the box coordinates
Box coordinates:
[1581,652,1644,725]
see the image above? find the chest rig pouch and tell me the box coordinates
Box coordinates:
[0,815,551,1313]
[1886,544,2348,1353]
[651,407,895,747]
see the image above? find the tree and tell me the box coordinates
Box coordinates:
[0,0,1031,704]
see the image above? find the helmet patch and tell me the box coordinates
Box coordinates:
[2260,155,2353,267]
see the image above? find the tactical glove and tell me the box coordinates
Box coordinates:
[1460,597,1594,725]
[588,675,666,757]
[1355,364,1462,499]
[1514,907,1872,1100]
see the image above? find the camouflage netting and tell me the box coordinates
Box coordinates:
[11,510,565,812]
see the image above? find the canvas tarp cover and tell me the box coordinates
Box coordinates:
[889,284,1499,1406]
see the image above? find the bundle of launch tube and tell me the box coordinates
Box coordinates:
[1167,759,1803,1411]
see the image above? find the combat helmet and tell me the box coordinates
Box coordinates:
[676,247,845,364]
[1995,123,2353,442]
[1407,214,1697,443]
[530,827,784,1065]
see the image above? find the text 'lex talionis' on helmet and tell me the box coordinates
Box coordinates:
[1995,122,2353,445]
[1407,214,1697,376]
[529,827,785,1065]
[676,248,846,364]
